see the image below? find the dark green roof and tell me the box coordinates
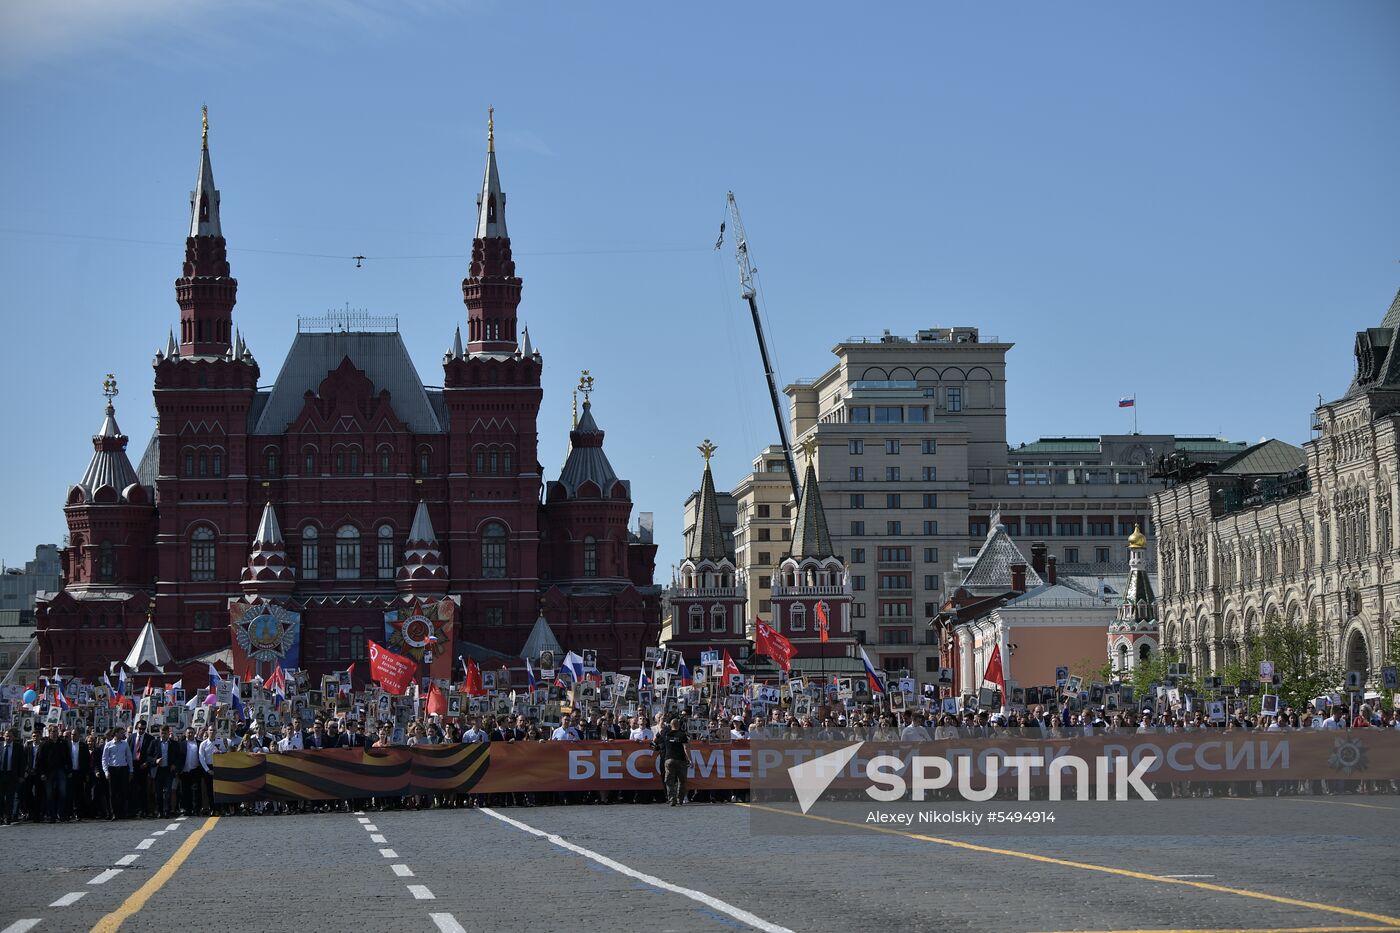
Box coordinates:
[1216,439,1306,476]
[1175,439,1249,453]
[1013,439,1101,454]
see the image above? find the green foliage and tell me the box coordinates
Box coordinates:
[1130,648,1198,704]
[1210,610,1337,714]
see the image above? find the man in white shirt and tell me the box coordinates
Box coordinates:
[198,727,227,816]
[628,715,653,742]
[899,711,933,742]
[1321,707,1347,730]
[277,723,303,752]
[461,717,488,744]
[102,728,133,820]
[179,726,202,816]
[550,715,581,741]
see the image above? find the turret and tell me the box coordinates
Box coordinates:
[176,106,237,358]
[463,108,522,356]
[241,502,295,600]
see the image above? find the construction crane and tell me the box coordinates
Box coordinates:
[716,191,802,503]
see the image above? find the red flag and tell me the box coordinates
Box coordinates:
[426,682,448,717]
[815,601,830,643]
[754,619,795,672]
[982,643,1005,691]
[368,639,418,696]
[464,657,486,697]
[720,650,741,686]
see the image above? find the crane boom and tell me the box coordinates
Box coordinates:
[719,191,801,503]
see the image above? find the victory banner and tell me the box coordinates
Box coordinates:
[230,600,301,675]
[384,596,456,682]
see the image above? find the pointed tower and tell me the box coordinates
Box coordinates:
[241,502,296,600]
[669,441,747,653]
[397,500,449,596]
[1109,524,1159,674]
[462,108,522,356]
[770,438,852,659]
[177,106,236,357]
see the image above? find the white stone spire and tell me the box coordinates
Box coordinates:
[252,501,284,548]
[189,105,222,238]
[520,325,532,357]
[475,108,507,240]
[452,326,463,360]
[166,330,178,359]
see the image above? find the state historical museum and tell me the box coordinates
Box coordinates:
[37,113,661,682]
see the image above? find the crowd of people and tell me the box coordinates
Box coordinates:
[2,695,1395,824]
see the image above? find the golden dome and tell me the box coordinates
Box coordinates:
[1127,524,1147,550]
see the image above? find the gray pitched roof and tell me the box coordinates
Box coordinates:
[688,462,727,562]
[252,502,284,548]
[556,401,627,498]
[1346,288,1400,398]
[251,331,443,435]
[961,524,1042,592]
[76,404,140,495]
[521,614,563,661]
[1002,582,1109,610]
[123,620,173,671]
[789,458,834,560]
[1215,439,1305,476]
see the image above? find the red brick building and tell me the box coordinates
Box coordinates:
[37,113,660,682]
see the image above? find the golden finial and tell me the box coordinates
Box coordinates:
[798,436,818,460]
[698,439,718,464]
[102,373,119,404]
[578,370,594,402]
[1127,523,1147,550]
[201,105,209,148]
[571,389,578,428]
[487,106,494,154]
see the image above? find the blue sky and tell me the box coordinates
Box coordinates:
[1,0,1397,578]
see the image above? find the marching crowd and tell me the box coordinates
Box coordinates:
[3,695,1398,823]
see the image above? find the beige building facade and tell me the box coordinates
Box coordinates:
[1152,289,1400,689]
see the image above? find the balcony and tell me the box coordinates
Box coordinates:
[876,587,913,597]
[875,561,913,570]
[770,583,848,596]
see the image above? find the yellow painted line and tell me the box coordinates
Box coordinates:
[89,816,220,933]
[739,803,1400,929]
[1277,796,1400,812]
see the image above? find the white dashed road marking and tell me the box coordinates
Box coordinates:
[88,868,123,885]
[370,834,387,843]
[479,808,794,933]
[391,864,414,877]
[363,823,378,831]
[135,838,155,850]
[0,920,41,933]
[357,817,370,824]
[430,914,467,933]
[116,854,139,866]
[152,830,167,836]
[50,892,87,907]
[407,885,435,900]
[165,823,181,831]
[379,848,398,858]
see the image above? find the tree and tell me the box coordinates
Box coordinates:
[1240,608,1337,714]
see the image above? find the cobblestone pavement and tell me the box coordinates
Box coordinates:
[1,796,1397,933]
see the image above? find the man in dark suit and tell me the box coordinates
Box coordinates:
[63,727,91,821]
[0,727,25,825]
[127,720,156,818]
[154,725,178,818]
[38,725,70,823]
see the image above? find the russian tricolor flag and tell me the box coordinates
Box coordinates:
[857,646,885,696]
[1118,396,1135,408]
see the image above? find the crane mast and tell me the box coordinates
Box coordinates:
[719,191,802,503]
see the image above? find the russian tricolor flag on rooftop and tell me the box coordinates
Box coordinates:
[1118,396,1135,408]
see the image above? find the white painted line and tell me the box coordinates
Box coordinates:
[407,884,435,900]
[152,830,167,836]
[391,864,414,877]
[50,892,87,907]
[0,920,41,933]
[165,823,180,831]
[88,868,123,885]
[363,824,378,831]
[379,848,398,858]
[176,816,188,821]
[357,817,371,824]
[1161,873,1215,879]
[478,808,794,933]
[115,854,139,866]
[430,914,466,933]
[354,810,365,815]
[135,838,155,850]
[370,834,387,843]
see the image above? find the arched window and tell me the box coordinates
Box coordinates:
[265,448,280,475]
[418,447,431,474]
[1138,642,1153,664]
[212,449,223,477]
[502,447,513,474]
[300,526,319,580]
[688,605,704,633]
[377,524,395,579]
[190,527,215,581]
[583,536,598,577]
[1118,643,1129,671]
[378,447,392,474]
[183,450,194,477]
[349,626,365,659]
[303,447,317,474]
[325,627,341,661]
[98,541,115,583]
[481,522,507,578]
[489,448,498,474]
[475,449,485,473]
[711,604,727,633]
[790,604,807,631]
[334,449,345,474]
[198,451,209,477]
[349,447,360,474]
[335,525,361,579]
